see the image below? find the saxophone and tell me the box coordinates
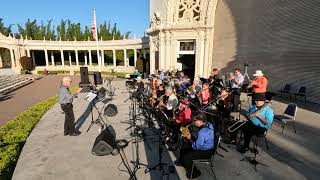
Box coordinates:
[180,124,192,138]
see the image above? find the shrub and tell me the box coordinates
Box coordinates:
[0,86,78,180]
[19,56,34,72]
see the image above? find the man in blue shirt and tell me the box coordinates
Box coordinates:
[238,96,274,153]
[178,114,215,179]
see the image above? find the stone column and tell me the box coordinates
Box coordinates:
[101,50,105,66]
[32,51,36,66]
[123,49,127,67]
[44,49,49,67]
[195,31,205,78]
[51,51,55,66]
[165,31,171,70]
[84,52,88,66]
[75,50,79,66]
[10,49,15,67]
[113,49,116,67]
[143,48,146,59]
[149,50,155,74]
[0,51,3,68]
[134,49,137,67]
[68,52,72,66]
[88,50,92,66]
[60,50,64,67]
[27,49,31,57]
[159,32,165,70]
[199,33,205,78]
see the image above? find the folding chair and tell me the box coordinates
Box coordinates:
[190,131,221,180]
[274,103,298,134]
[294,86,307,103]
[279,84,291,99]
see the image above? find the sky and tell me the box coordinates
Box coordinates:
[0,0,150,37]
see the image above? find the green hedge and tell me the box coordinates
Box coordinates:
[74,71,128,78]
[36,70,128,78]
[37,70,70,75]
[0,86,78,180]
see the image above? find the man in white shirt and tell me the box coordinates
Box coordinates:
[231,68,244,112]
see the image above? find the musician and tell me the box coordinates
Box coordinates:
[174,99,192,126]
[230,68,244,112]
[199,83,212,106]
[58,76,82,136]
[177,114,215,179]
[216,87,233,118]
[150,89,162,108]
[238,96,274,153]
[157,84,165,97]
[209,68,224,99]
[159,69,165,80]
[158,86,178,117]
[251,70,268,104]
[136,77,144,92]
[167,99,193,147]
[225,72,234,90]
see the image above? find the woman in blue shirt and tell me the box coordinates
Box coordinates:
[177,114,215,179]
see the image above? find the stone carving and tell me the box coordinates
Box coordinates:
[151,12,162,28]
[178,0,201,22]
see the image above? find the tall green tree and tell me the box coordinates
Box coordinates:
[0,18,12,36]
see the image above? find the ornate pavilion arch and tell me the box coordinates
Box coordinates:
[148,0,218,78]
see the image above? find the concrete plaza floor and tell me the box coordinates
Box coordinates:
[12,80,320,180]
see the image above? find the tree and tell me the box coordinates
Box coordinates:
[0,18,12,36]
[8,18,132,41]
[57,20,66,40]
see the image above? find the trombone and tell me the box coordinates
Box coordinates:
[228,104,268,132]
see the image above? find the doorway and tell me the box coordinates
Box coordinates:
[177,54,195,80]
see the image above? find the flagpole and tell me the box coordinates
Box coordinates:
[93,9,101,72]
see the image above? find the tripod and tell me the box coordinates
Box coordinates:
[243,64,251,83]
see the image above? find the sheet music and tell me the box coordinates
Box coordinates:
[84,92,97,103]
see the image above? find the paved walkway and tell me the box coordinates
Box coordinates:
[0,75,81,125]
[12,80,320,180]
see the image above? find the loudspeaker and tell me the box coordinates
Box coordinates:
[80,67,90,84]
[104,104,118,117]
[94,72,103,85]
[92,128,116,156]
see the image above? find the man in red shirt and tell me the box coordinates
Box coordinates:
[251,70,268,104]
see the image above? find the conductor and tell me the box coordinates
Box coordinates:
[58,76,82,136]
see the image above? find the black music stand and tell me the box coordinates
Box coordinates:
[85,92,106,132]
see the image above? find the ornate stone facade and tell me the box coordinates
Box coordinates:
[148,0,218,78]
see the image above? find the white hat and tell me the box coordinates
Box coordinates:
[136,76,142,82]
[253,70,264,76]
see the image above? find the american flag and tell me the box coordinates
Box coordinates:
[91,20,97,41]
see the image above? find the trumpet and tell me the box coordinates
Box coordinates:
[228,104,268,132]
